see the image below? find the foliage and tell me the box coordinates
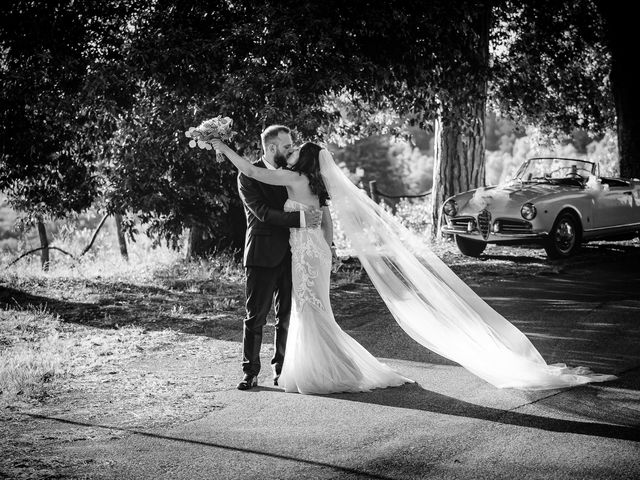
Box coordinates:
[483,113,619,184]
[92,0,466,249]
[332,131,433,199]
[0,0,109,223]
[386,197,432,237]
[101,79,242,248]
[489,0,613,138]
[0,0,625,253]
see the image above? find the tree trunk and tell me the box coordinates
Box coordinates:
[37,220,49,271]
[431,112,486,236]
[114,214,129,261]
[430,4,489,237]
[597,2,640,178]
[186,224,207,260]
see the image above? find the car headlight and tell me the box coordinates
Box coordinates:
[443,199,457,217]
[520,202,536,220]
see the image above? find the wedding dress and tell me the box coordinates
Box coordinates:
[278,199,413,394]
[315,149,617,391]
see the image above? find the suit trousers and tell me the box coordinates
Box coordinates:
[243,253,292,376]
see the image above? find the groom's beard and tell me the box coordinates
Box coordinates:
[274,151,289,169]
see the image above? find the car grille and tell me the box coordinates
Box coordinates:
[477,210,491,240]
[496,219,533,234]
[449,216,475,230]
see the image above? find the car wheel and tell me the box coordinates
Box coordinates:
[455,235,487,257]
[544,212,581,259]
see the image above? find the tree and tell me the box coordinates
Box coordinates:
[594,1,640,178]
[0,2,101,219]
[0,1,104,266]
[5,0,630,260]
[315,2,492,234]
[115,0,495,242]
[102,0,446,254]
[430,3,491,233]
[489,1,619,166]
[98,2,254,256]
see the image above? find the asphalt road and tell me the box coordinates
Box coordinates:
[44,250,640,479]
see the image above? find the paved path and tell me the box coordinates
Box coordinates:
[35,253,640,479]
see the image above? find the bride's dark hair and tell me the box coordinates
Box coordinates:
[290,142,330,206]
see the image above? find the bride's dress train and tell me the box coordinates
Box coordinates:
[278,199,412,395]
[315,149,617,391]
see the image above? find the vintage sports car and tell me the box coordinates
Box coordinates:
[440,157,640,258]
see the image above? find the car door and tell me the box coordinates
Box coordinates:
[592,180,640,229]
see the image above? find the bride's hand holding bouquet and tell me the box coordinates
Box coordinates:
[208,138,228,155]
[185,115,235,163]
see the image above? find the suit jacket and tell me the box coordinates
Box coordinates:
[238,159,300,268]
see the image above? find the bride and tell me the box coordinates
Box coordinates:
[209,138,616,393]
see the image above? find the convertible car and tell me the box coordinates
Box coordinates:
[440,157,640,258]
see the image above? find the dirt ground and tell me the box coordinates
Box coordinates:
[1,240,639,479]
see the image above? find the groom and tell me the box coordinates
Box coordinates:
[236,124,321,390]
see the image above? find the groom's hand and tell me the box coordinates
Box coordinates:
[304,209,322,229]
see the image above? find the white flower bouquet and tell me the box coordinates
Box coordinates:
[185,115,236,162]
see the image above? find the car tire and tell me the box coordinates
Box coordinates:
[455,235,487,257]
[544,211,581,259]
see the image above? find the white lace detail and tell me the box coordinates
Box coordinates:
[285,199,329,313]
[290,229,326,312]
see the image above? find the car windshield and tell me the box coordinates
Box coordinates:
[512,157,596,184]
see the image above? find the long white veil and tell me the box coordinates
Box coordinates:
[319,149,616,390]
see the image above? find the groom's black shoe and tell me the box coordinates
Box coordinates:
[237,374,258,390]
[273,375,280,386]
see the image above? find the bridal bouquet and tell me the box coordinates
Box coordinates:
[185,115,236,162]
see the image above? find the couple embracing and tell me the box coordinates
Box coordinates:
[217,125,411,395]
[205,124,616,395]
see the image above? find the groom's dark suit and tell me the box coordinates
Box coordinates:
[237,159,301,378]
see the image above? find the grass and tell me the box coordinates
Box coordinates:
[1,238,246,401]
[0,305,177,403]
[1,306,65,400]
[1,232,241,357]
[0,235,249,478]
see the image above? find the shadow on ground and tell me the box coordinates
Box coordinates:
[0,279,245,341]
[2,241,639,371]
[329,379,640,440]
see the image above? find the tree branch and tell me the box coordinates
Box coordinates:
[80,213,110,256]
[6,246,77,268]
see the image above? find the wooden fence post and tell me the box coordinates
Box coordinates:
[114,214,129,261]
[37,220,49,271]
[369,180,379,203]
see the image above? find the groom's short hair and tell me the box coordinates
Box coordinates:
[261,125,291,152]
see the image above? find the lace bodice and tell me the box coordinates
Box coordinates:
[284,198,330,312]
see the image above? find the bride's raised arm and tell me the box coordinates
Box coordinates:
[210,139,303,187]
